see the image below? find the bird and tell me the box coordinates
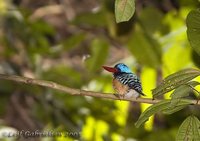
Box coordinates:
[102,63,145,98]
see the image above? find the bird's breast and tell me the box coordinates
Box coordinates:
[113,78,129,95]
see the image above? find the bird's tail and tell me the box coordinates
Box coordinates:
[140,92,146,96]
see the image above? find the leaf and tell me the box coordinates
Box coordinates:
[127,25,162,68]
[115,0,135,23]
[164,69,200,83]
[170,81,200,105]
[135,99,193,128]
[162,105,188,115]
[163,81,199,114]
[169,85,192,108]
[176,115,200,141]
[171,85,192,99]
[187,81,200,87]
[162,99,193,115]
[135,100,170,128]
[86,38,109,72]
[187,9,200,56]
[152,68,200,98]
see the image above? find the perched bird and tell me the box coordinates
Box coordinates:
[103,63,145,98]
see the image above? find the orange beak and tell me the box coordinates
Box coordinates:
[102,66,118,73]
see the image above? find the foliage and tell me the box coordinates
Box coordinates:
[0,0,200,141]
[115,0,135,23]
[135,99,193,128]
[187,9,200,56]
[176,115,200,141]
[152,68,200,98]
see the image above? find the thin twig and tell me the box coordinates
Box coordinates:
[0,74,199,105]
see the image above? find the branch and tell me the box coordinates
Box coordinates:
[0,74,199,105]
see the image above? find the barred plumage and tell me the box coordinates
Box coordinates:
[115,73,143,95]
[103,63,145,98]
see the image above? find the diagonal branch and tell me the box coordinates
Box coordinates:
[0,74,199,105]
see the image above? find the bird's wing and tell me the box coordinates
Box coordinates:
[117,73,143,94]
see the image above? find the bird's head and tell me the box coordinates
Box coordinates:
[102,63,132,74]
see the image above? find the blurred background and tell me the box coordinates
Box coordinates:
[0,0,200,141]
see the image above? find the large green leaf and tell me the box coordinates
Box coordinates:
[187,9,200,56]
[152,68,200,98]
[127,25,162,68]
[115,0,135,23]
[176,116,200,141]
[135,99,193,128]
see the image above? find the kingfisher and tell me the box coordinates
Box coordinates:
[103,63,145,98]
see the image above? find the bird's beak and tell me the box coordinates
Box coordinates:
[102,66,118,73]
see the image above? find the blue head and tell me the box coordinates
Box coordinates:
[114,63,132,73]
[103,63,132,75]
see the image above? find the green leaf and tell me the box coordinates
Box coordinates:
[127,25,162,68]
[115,0,135,23]
[164,69,200,83]
[171,85,192,99]
[135,99,193,128]
[162,81,199,114]
[135,100,170,128]
[187,9,200,56]
[162,105,188,115]
[169,85,192,108]
[170,81,200,106]
[176,115,200,141]
[187,81,200,87]
[86,38,109,72]
[162,99,193,115]
[152,68,200,98]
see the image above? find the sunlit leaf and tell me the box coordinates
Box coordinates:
[115,0,135,23]
[135,99,193,128]
[152,68,200,98]
[176,115,200,141]
[187,9,200,56]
